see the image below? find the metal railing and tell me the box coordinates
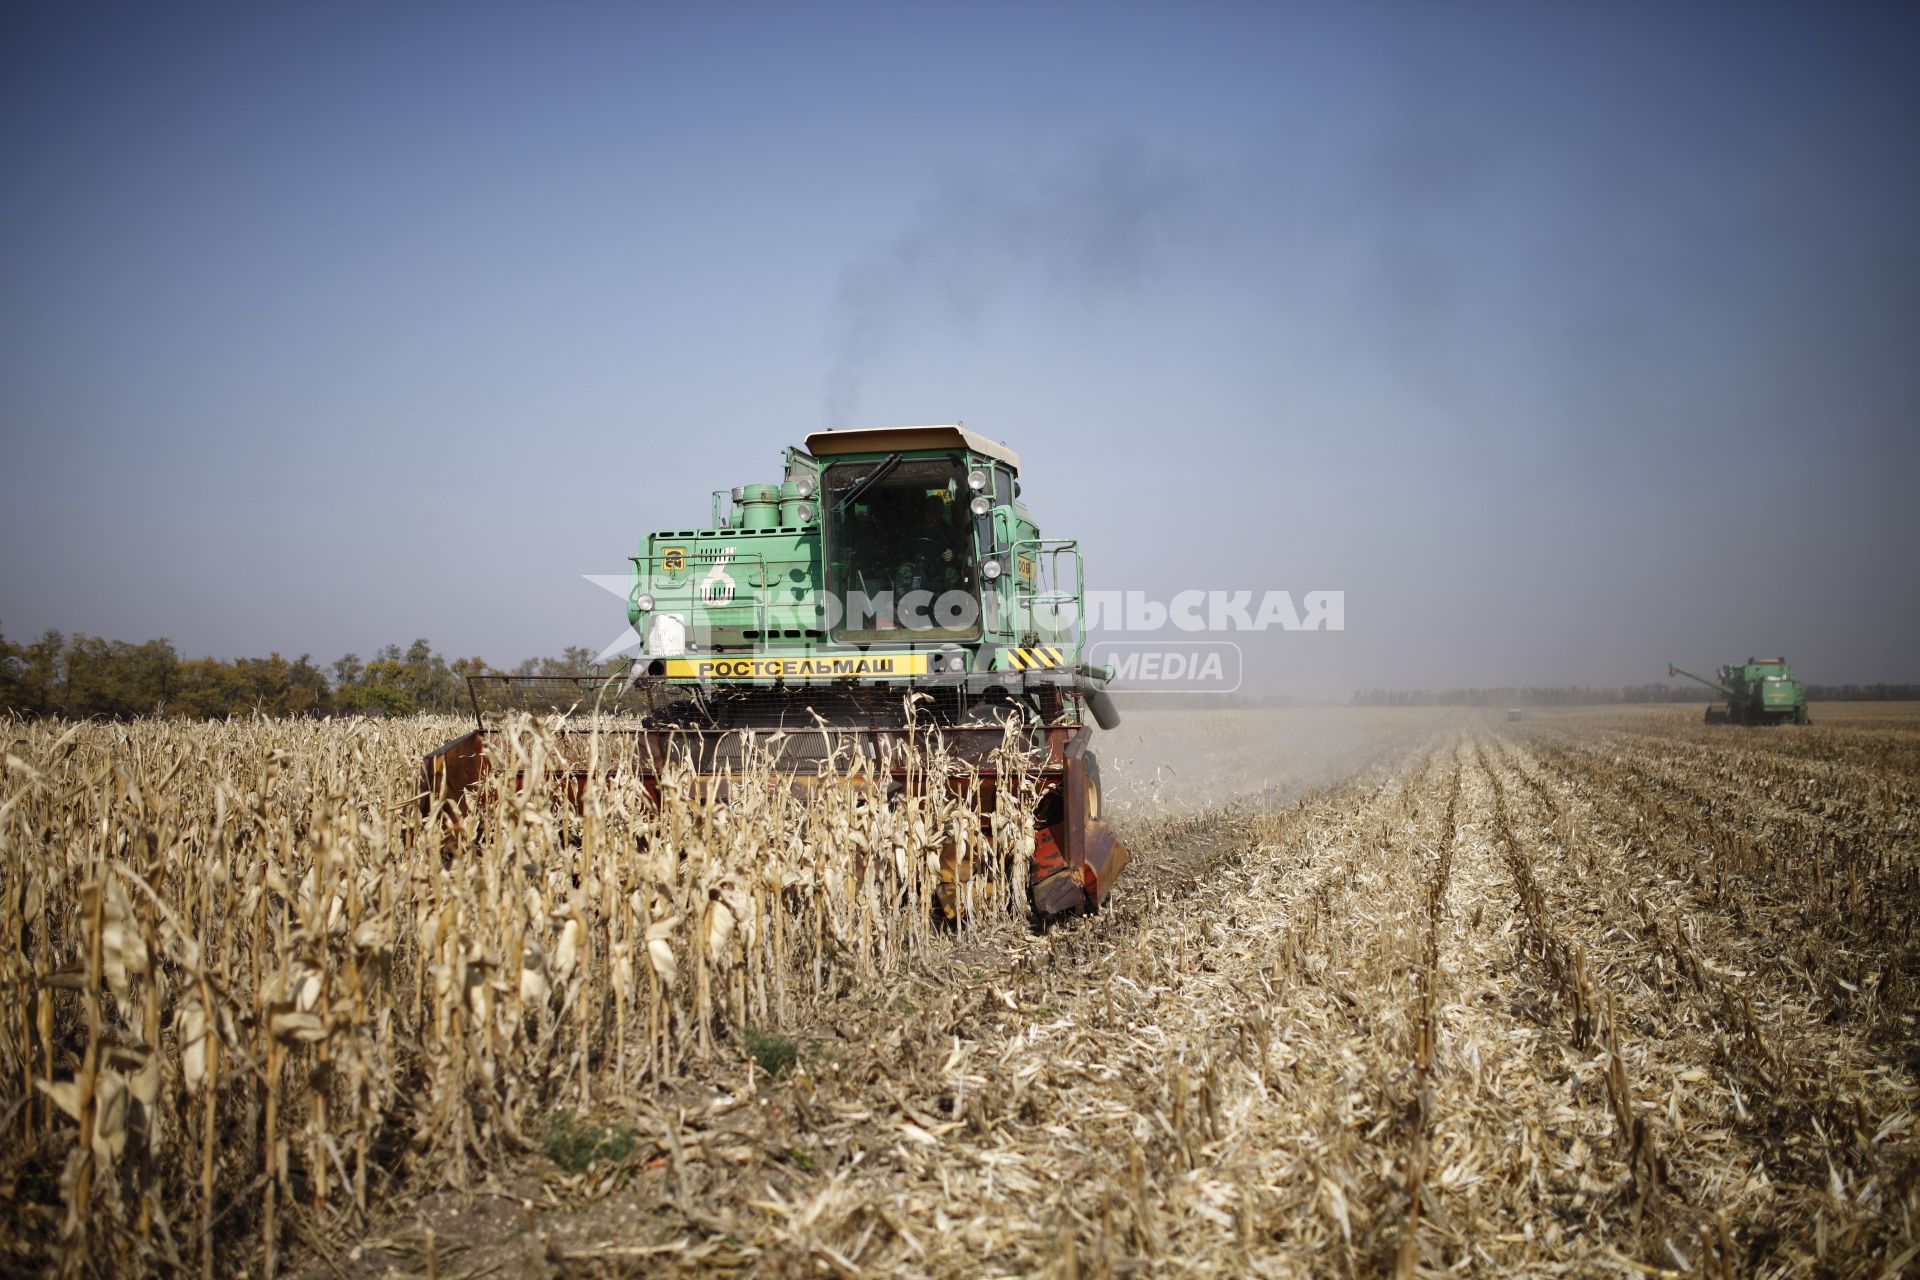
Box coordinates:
[1010,537,1082,652]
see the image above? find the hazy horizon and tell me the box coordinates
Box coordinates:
[4,4,1916,698]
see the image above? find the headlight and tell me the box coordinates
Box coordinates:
[967,469,988,492]
[981,559,1003,580]
[794,476,816,498]
[794,502,815,523]
[969,495,991,516]
[645,613,688,656]
[633,592,655,613]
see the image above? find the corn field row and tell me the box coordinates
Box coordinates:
[385,707,1911,1280]
[0,714,1040,1277]
[5,706,1915,1278]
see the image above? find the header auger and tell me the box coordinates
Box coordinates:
[425,424,1130,919]
[1668,658,1809,726]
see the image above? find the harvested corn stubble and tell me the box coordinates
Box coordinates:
[2,704,1915,1278]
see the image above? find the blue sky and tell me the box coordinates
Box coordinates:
[2,2,1916,695]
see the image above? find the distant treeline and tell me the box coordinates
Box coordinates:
[7,627,1915,719]
[1350,684,1920,707]
[0,629,601,719]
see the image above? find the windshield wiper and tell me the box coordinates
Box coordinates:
[834,452,902,513]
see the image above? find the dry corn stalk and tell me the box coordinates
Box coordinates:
[0,710,1037,1276]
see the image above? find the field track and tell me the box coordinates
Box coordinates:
[309,707,1919,1279]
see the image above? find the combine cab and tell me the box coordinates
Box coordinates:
[425,424,1129,918]
[1668,658,1809,726]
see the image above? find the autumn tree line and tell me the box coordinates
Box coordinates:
[0,628,603,719]
[7,627,1911,720]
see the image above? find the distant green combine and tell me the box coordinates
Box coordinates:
[1668,658,1808,725]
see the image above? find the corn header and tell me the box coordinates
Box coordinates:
[425,424,1129,917]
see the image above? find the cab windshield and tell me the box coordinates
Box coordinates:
[823,455,978,642]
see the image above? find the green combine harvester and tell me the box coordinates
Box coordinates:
[1668,658,1809,725]
[426,424,1129,917]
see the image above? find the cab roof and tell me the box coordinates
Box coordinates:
[805,424,1019,471]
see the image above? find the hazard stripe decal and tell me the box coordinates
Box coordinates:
[1004,646,1068,670]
